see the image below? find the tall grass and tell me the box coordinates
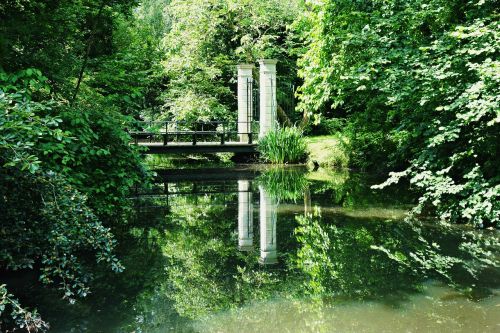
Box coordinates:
[258,127,307,164]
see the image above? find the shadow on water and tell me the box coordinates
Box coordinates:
[20,166,500,332]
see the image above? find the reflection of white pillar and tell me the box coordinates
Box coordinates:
[258,59,277,138]
[238,180,253,251]
[259,185,278,265]
[237,64,254,142]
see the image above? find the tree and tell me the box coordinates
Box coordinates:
[294,0,499,227]
[158,0,303,124]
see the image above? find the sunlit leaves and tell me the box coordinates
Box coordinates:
[295,0,499,227]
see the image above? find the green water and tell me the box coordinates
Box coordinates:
[27,166,500,332]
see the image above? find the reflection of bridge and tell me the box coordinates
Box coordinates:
[131,60,278,154]
[154,166,262,182]
[238,180,278,265]
[133,177,278,265]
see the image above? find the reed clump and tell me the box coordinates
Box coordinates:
[258,127,307,164]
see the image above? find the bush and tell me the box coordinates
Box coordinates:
[258,127,308,164]
[0,70,145,330]
[310,117,347,136]
[295,0,499,227]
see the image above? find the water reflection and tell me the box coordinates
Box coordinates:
[258,185,278,265]
[35,166,499,332]
[237,180,253,251]
[195,283,500,333]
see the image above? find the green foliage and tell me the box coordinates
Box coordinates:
[1,0,159,330]
[295,0,500,227]
[86,11,166,118]
[1,70,148,220]
[0,0,139,95]
[55,92,147,219]
[259,127,308,164]
[258,167,309,202]
[309,117,347,136]
[0,91,123,331]
[159,0,302,123]
[1,68,145,330]
[0,284,48,332]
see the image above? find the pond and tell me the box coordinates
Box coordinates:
[27,166,500,332]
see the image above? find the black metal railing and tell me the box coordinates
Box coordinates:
[129,120,259,145]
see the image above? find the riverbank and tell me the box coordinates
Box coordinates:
[305,134,349,169]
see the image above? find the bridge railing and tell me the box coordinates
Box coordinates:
[129,120,259,145]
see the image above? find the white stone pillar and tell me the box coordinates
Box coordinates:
[237,64,254,143]
[258,59,278,138]
[238,180,253,251]
[259,185,278,265]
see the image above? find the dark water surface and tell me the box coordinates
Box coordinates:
[31,166,500,332]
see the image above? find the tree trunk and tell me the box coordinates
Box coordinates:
[71,0,107,103]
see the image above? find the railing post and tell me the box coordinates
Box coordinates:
[176,122,179,143]
[149,120,152,143]
[193,132,197,145]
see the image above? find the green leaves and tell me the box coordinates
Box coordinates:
[258,126,308,164]
[0,284,49,332]
[1,69,147,330]
[295,0,499,227]
[0,88,67,174]
[158,0,302,124]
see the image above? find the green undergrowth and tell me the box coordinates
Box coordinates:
[305,134,349,169]
[258,127,308,164]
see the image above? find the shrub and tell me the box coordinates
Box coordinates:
[310,117,347,136]
[295,0,499,227]
[0,70,144,330]
[258,127,307,164]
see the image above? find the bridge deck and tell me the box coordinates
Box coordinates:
[138,141,258,154]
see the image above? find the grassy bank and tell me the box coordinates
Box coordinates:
[305,134,349,169]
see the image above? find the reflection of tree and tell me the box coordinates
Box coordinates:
[132,173,498,332]
[52,171,496,332]
[294,212,500,300]
[295,213,421,298]
[160,192,303,320]
[127,174,498,332]
[307,169,413,209]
